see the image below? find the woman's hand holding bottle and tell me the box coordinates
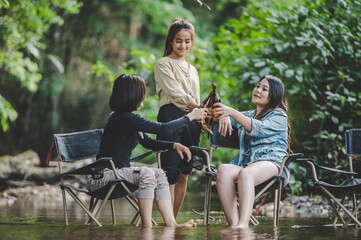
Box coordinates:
[187,108,208,122]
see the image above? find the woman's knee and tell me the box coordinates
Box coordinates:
[139,167,157,189]
[237,168,253,183]
[177,173,188,184]
[217,164,232,183]
[153,168,169,189]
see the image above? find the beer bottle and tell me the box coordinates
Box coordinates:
[200,88,212,108]
[212,83,221,118]
[199,83,221,127]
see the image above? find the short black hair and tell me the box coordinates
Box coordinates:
[109,74,146,112]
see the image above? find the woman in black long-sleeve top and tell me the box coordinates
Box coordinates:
[97,111,191,169]
[87,74,207,228]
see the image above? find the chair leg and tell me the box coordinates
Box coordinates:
[85,199,99,225]
[125,195,141,224]
[131,211,140,225]
[274,181,283,226]
[320,186,361,227]
[345,200,361,225]
[320,187,347,226]
[124,194,157,226]
[135,215,142,227]
[111,200,116,225]
[61,188,69,226]
[332,193,347,226]
[65,188,102,227]
[250,215,259,225]
[94,184,117,219]
[203,175,212,225]
[352,193,358,219]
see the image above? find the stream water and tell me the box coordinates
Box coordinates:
[0,191,360,240]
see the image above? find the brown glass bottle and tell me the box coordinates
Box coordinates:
[212,83,221,118]
[199,83,221,127]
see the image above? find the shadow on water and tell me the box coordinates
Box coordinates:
[0,192,360,240]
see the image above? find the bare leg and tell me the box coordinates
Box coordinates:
[236,168,255,229]
[234,161,278,229]
[173,173,188,218]
[152,168,196,228]
[169,184,175,205]
[216,164,243,226]
[156,199,196,227]
[156,199,177,226]
[138,198,154,228]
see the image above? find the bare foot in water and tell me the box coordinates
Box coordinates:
[177,219,197,228]
[221,226,253,239]
[232,224,249,229]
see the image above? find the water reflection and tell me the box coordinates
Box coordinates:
[0,192,361,239]
[219,227,255,240]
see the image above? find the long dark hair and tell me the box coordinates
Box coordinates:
[255,75,292,153]
[109,74,146,113]
[163,19,195,57]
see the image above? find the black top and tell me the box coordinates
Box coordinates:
[97,111,190,169]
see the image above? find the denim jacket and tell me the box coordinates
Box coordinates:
[229,108,288,168]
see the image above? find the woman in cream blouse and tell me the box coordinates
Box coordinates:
[154,19,209,218]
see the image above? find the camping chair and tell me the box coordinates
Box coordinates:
[197,122,303,226]
[53,129,158,227]
[295,129,361,227]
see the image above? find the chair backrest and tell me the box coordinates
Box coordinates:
[345,129,361,156]
[209,122,239,149]
[54,129,104,162]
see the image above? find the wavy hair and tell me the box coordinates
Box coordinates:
[255,75,292,153]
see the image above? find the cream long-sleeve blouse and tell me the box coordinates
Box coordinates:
[154,57,200,111]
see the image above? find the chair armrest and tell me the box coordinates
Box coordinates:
[277,153,304,175]
[283,153,304,166]
[190,146,209,153]
[60,157,112,176]
[295,158,358,182]
[296,158,357,175]
[130,150,168,162]
[189,146,212,171]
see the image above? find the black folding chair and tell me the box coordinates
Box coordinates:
[295,129,361,227]
[196,122,303,226]
[54,129,158,227]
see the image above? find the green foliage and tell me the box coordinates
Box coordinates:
[196,0,361,192]
[89,0,361,194]
[0,95,17,131]
[0,0,81,131]
[0,0,9,9]
[125,50,157,90]
[91,60,115,83]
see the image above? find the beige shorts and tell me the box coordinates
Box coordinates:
[87,166,170,200]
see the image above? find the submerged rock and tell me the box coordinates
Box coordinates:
[256,195,360,218]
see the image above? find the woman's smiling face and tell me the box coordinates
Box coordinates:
[252,78,270,108]
[171,29,192,58]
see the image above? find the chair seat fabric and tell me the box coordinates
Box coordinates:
[317,178,361,194]
[60,180,138,200]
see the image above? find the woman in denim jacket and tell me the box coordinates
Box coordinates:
[213,75,291,229]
